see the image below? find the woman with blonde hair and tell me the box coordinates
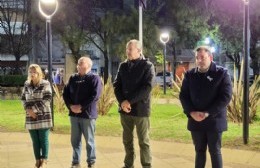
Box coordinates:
[21,64,53,168]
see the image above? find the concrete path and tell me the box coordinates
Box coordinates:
[0,132,259,168]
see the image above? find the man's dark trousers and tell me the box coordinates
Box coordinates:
[191,131,223,168]
[120,114,152,168]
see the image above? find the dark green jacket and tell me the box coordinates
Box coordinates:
[113,57,155,117]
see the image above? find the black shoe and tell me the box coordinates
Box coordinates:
[88,163,95,168]
[71,163,81,168]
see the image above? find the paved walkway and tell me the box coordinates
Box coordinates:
[0,132,260,168]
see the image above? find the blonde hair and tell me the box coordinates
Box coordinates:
[27,64,44,85]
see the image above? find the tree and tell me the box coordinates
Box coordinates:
[206,0,243,76]
[0,0,32,74]
[104,7,161,60]
[159,0,221,50]
[206,0,260,77]
[249,0,260,77]
[85,9,125,83]
[155,50,164,64]
[52,0,92,65]
[85,1,160,83]
[54,0,126,83]
[53,0,163,84]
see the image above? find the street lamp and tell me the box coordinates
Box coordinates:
[210,46,216,53]
[204,37,210,45]
[160,32,169,95]
[242,0,250,144]
[39,0,58,128]
[203,37,215,52]
[203,37,218,61]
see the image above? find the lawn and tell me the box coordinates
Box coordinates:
[0,100,260,151]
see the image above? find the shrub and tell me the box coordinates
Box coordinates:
[53,84,66,113]
[151,85,161,111]
[227,61,260,123]
[0,86,22,100]
[172,73,184,98]
[249,76,260,120]
[98,77,116,115]
[0,75,27,86]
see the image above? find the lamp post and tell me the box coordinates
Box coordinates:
[39,0,58,128]
[160,33,169,95]
[172,39,176,81]
[242,0,250,145]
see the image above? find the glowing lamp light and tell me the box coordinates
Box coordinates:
[160,33,170,44]
[39,0,58,19]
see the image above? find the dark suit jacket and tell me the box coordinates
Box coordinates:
[179,62,232,132]
[113,57,155,117]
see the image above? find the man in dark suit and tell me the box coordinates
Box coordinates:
[179,45,232,168]
[113,39,155,168]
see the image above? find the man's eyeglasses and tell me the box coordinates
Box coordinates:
[195,56,208,61]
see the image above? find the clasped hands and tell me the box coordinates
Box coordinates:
[190,111,209,122]
[121,100,131,113]
[70,105,82,113]
[26,109,37,119]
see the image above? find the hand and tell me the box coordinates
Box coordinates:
[190,111,208,122]
[121,100,131,113]
[26,109,37,119]
[70,105,82,113]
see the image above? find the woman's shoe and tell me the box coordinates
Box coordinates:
[34,160,41,168]
[39,159,47,168]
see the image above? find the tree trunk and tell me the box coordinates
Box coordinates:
[234,52,241,78]
[68,41,81,65]
[103,49,109,84]
[14,57,22,75]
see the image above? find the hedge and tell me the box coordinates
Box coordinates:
[0,75,27,86]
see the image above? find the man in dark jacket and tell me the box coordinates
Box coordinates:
[179,46,232,168]
[63,56,102,168]
[113,39,155,168]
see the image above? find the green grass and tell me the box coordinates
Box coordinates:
[0,100,26,132]
[156,87,177,98]
[0,100,260,151]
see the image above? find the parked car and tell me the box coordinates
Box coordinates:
[155,71,173,88]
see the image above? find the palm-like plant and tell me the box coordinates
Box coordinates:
[227,60,260,123]
[98,77,116,116]
[52,84,66,113]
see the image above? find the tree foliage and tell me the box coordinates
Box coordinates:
[161,0,259,77]
[208,0,260,76]
[59,1,161,83]
[53,0,92,64]
[0,0,32,74]
[249,0,260,76]
[161,0,221,49]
